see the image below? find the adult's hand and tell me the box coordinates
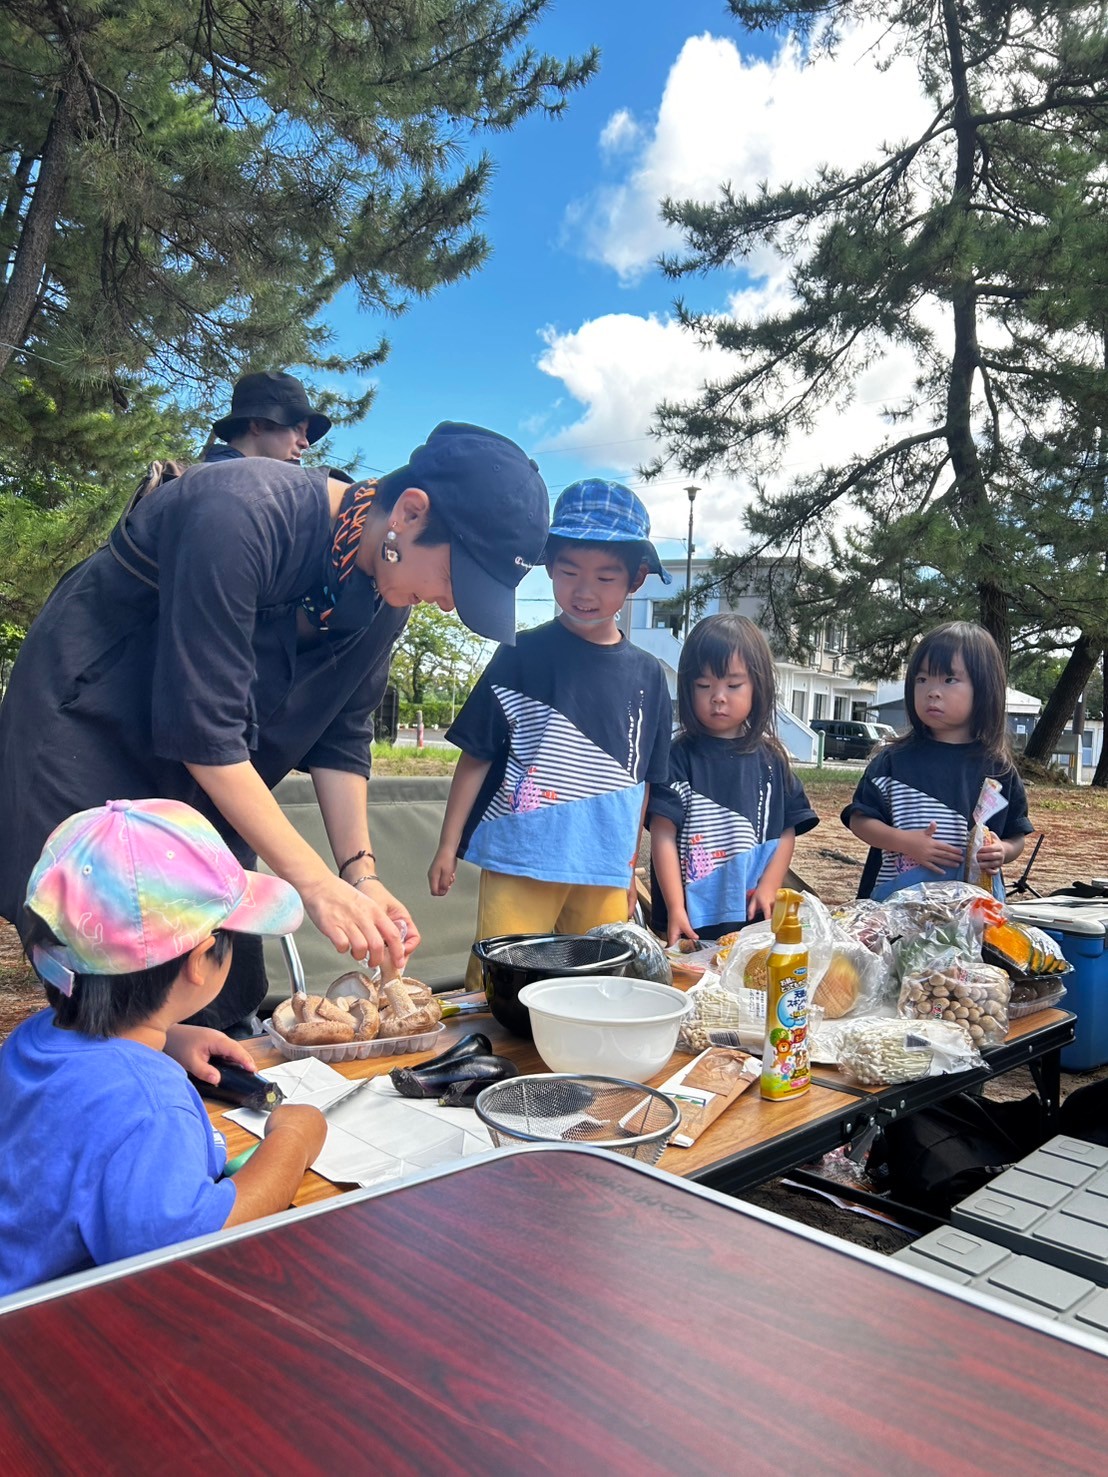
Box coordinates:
[298,873,421,973]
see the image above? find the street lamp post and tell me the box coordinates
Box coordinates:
[683,485,699,638]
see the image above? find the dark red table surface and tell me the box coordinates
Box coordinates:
[0,1147,1105,1475]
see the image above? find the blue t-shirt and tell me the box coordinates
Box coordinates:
[841,736,1033,900]
[0,1011,236,1296]
[649,737,818,937]
[446,621,671,888]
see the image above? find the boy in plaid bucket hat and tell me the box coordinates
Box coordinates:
[0,798,326,1297]
[430,480,672,985]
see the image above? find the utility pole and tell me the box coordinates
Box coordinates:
[683,485,699,638]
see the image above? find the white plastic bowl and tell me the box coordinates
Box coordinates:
[516,976,691,1083]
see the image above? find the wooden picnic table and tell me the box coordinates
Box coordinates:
[208,1006,1073,1203]
[1,1145,1104,1473]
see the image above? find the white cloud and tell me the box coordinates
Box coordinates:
[535,286,939,558]
[535,311,751,553]
[535,23,941,553]
[570,27,933,283]
[598,108,641,156]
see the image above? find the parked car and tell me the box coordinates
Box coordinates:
[810,718,885,760]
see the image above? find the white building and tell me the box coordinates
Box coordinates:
[622,554,878,763]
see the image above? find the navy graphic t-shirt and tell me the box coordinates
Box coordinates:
[649,736,818,938]
[446,621,671,887]
[842,736,1033,900]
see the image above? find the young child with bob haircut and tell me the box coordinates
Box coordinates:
[429,479,672,988]
[650,613,818,944]
[843,620,1033,900]
[0,797,326,1296]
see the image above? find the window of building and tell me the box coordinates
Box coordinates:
[833,696,849,720]
[791,689,807,720]
[651,598,684,635]
[812,693,826,720]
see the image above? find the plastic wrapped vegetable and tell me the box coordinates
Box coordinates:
[679,981,747,1052]
[884,880,1005,955]
[898,956,1011,1046]
[586,921,672,985]
[812,935,891,1020]
[838,1018,983,1086]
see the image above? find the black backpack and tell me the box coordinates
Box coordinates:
[106,458,188,591]
[868,1091,1047,1217]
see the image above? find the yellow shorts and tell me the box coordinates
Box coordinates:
[464,870,630,992]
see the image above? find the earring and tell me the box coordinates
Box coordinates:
[381,527,400,564]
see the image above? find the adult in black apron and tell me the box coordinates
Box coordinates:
[0,424,548,1029]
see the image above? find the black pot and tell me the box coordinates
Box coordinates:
[472,933,636,1039]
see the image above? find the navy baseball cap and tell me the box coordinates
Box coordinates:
[379,423,549,644]
[547,479,671,583]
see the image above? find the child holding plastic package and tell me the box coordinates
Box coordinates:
[649,614,818,945]
[0,798,326,1296]
[843,621,1032,901]
[429,480,672,989]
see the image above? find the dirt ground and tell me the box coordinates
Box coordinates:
[791,768,1107,905]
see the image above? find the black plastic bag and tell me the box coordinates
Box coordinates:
[868,1092,1047,1217]
[1059,1078,1108,1147]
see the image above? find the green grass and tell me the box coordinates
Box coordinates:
[370,741,457,777]
[793,765,861,788]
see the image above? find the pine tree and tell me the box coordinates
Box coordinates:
[0,2,596,627]
[649,0,1108,677]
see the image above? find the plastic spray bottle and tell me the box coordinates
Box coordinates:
[760,888,811,1101]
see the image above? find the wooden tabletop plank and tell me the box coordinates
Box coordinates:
[212,1008,1068,1205]
[212,1015,868,1203]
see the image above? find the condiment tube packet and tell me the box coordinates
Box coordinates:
[965,778,1008,886]
[659,1047,760,1148]
[972,776,1008,826]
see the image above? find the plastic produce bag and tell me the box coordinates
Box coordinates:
[898,955,1011,1046]
[717,891,835,999]
[811,935,892,1020]
[831,898,896,970]
[838,1018,984,1086]
[884,881,1004,975]
[586,921,672,985]
[679,982,746,1052]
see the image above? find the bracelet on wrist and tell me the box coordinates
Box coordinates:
[348,872,380,889]
[338,848,375,877]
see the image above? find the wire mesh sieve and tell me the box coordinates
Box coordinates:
[486,936,630,972]
[474,1074,681,1166]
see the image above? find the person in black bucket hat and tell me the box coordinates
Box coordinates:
[0,420,549,1035]
[210,370,332,464]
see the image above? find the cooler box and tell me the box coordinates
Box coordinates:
[1007,897,1108,1071]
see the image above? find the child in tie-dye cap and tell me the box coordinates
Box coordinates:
[0,798,326,1297]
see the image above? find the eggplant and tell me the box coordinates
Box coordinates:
[191,1059,285,1114]
[438,1072,518,1108]
[390,1054,517,1100]
[411,1032,492,1074]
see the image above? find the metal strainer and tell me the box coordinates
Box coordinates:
[485,935,631,972]
[474,1073,681,1166]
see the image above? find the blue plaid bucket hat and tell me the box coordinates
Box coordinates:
[546,479,671,583]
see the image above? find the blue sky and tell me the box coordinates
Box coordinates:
[320,3,932,624]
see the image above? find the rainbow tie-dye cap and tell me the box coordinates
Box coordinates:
[24,798,303,995]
